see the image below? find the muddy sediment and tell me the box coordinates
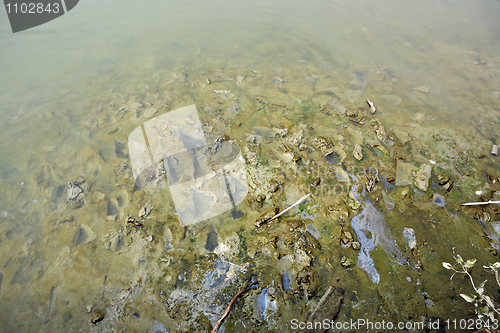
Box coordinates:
[0,40,499,332]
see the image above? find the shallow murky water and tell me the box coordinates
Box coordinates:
[1,0,500,332]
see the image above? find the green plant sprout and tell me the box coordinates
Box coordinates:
[442,248,500,321]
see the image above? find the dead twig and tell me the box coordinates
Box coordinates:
[462,201,500,206]
[211,286,252,333]
[23,258,34,272]
[268,193,311,222]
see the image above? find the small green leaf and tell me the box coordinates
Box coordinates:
[455,254,464,265]
[480,306,490,315]
[460,294,475,303]
[465,259,476,269]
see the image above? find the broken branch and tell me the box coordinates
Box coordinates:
[462,200,500,206]
[211,286,252,333]
[268,193,311,222]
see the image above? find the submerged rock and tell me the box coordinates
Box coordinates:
[214,234,240,261]
[288,130,304,147]
[205,225,218,251]
[163,227,174,251]
[402,227,417,250]
[297,267,321,299]
[381,95,402,105]
[246,151,259,165]
[90,309,105,324]
[370,119,389,143]
[414,164,432,191]
[312,136,335,156]
[413,85,431,94]
[271,76,287,87]
[335,167,350,183]
[102,229,123,251]
[396,161,418,186]
[142,108,158,118]
[72,224,96,248]
[67,177,86,208]
[432,193,446,206]
[305,286,344,333]
[340,256,355,268]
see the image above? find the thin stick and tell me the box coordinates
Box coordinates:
[268,193,311,222]
[23,258,34,272]
[102,274,108,300]
[462,200,500,206]
[211,287,251,333]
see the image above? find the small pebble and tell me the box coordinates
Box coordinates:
[406,276,411,283]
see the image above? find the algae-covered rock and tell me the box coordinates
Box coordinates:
[214,233,240,261]
[346,191,361,210]
[340,255,355,268]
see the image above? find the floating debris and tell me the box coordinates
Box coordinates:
[126,216,143,227]
[462,200,500,206]
[492,144,498,156]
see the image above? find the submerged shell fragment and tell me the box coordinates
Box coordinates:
[366,99,376,114]
[353,144,363,161]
